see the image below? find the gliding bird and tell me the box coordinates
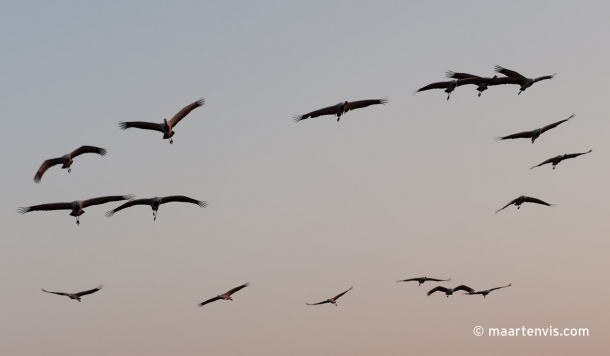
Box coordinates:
[531,150,592,170]
[307,287,353,306]
[198,283,250,307]
[294,98,388,122]
[415,73,478,100]
[446,71,498,97]
[105,196,207,221]
[495,195,554,214]
[18,195,133,225]
[494,65,555,95]
[33,146,107,183]
[119,98,204,144]
[495,114,575,144]
[427,285,474,297]
[41,284,103,302]
[397,277,451,286]
[466,284,511,298]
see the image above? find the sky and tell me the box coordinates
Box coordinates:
[1,1,609,355]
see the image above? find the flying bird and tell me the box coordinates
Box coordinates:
[33,146,107,183]
[307,287,353,306]
[427,285,474,297]
[18,195,133,225]
[294,98,388,122]
[495,195,554,214]
[495,114,575,144]
[494,65,555,94]
[447,71,498,97]
[415,73,478,100]
[41,284,103,302]
[105,196,207,221]
[466,284,512,298]
[531,150,592,170]
[198,283,250,307]
[119,98,204,144]
[397,277,451,286]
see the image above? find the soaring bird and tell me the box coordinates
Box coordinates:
[18,195,133,225]
[41,284,103,302]
[198,283,250,307]
[427,285,474,297]
[397,277,451,286]
[446,71,498,97]
[294,98,388,122]
[119,98,204,144]
[466,284,512,298]
[415,72,479,100]
[33,146,107,183]
[495,114,575,144]
[495,195,554,214]
[105,196,207,221]
[494,65,555,94]
[307,287,353,306]
[531,150,592,170]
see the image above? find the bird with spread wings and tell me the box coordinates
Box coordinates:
[427,285,474,297]
[397,277,451,286]
[466,284,512,298]
[294,98,387,122]
[495,195,554,214]
[306,287,353,306]
[33,146,107,183]
[41,284,103,302]
[494,65,555,95]
[198,283,250,307]
[446,71,498,97]
[531,150,592,170]
[105,196,207,221]
[495,114,575,144]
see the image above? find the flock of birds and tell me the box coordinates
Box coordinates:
[20,65,591,307]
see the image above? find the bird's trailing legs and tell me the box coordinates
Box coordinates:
[68,168,71,173]
[169,138,173,145]
[76,216,80,225]
[447,93,451,100]
[153,210,157,221]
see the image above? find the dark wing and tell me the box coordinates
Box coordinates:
[332,287,353,300]
[452,285,474,294]
[294,104,338,122]
[488,284,512,292]
[198,296,222,307]
[82,195,133,208]
[397,278,422,283]
[445,71,480,80]
[495,197,519,214]
[160,196,208,208]
[534,74,555,82]
[415,81,453,93]
[168,98,205,127]
[33,157,63,183]
[427,286,450,296]
[118,121,164,132]
[307,300,331,306]
[468,291,485,295]
[425,278,451,282]
[523,197,553,207]
[456,77,488,87]
[70,146,107,158]
[488,77,521,86]
[41,288,69,296]
[539,114,575,134]
[344,98,388,112]
[75,284,103,297]
[530,157,555,169]
[105,199,152,217]
[225,282,250,296]
[494,130,535,141]
[563,149,592,160]
[494,65,527,81]
[18,202,73,214]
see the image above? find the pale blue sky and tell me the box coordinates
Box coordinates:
[1,1,609,355]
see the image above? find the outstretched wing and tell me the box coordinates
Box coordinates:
[118,121,164,132]
[530,157,555,169]
[82,195,133,208]
[41,288,69,296]
[445,71,480,80]
[415,81,453,93]
[33,157,63,183]
[495,130,535,141]
[425,278,451,282]
[198,296,222,307]
[539,114,575,134]
[168,98,205,127]
[456,77,488,87]
[495,197,519,214]
[70,146,107,158]
[344,98,388,112]
[563,149,592,160]
[488,77,521,86]
[427,286,450,296]
[18,202,73,214]
[468,291,485,295]
[306,300,331,306]
[397,278,422,283]
[488,283,512,292]
[453,285,474,294]
[294,104,338,122]
[332,287,353,300]
[160,196,208,208]
[534,74,555,83]
[75,284,103,297]
[494,65,527,81]
[226,282,250,296]
[105,199,152,217]
[523,197,553,207]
